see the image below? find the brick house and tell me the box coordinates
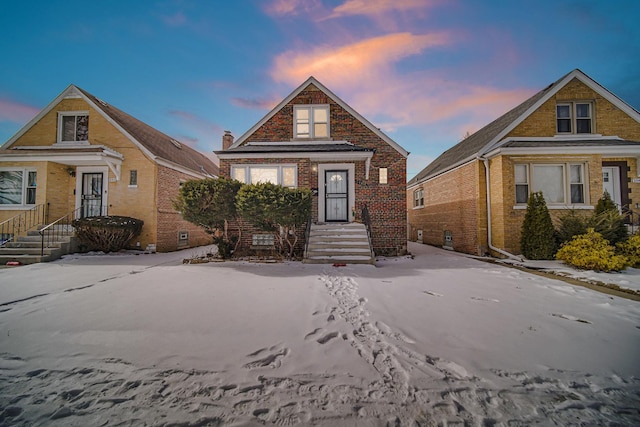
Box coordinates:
[216,77,408,259]
[0,84,218,255]
[407,69,640,257]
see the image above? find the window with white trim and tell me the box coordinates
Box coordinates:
[231,165,297,188]
[0,169,37,206]
[379,168,388,184]
[58,111,89,143]
[514,163,586,206]
[413,188,424,208]
[294,105,329,139]
[556,102,592,134]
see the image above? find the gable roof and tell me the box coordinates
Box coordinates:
[230,76,408,158]
[408,69,640,186]
[2,85,219,177]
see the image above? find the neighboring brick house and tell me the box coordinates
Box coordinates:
[407,69,640,257]
[0,84,219,252]
[216,77,408,256]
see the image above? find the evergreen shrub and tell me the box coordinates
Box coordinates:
[556,228,628,272]
[72,216,144,253]
[520,192,556,259]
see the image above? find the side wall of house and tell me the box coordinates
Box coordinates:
[155,166,213,252]
[407,160,486,255]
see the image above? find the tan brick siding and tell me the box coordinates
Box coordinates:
[3,96,212,252]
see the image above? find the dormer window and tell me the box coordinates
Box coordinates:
[556,102,592,134]
[294,105,329,139]
[58,112,89,143]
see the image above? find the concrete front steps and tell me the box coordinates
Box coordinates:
[0,228,77,266]
[304,222,375,265]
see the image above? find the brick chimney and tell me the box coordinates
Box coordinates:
[222,130,234,150]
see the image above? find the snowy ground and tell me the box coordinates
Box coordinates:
[0,242,639,426]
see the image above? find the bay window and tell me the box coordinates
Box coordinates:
[514,163,586,206]
[231,165,297,188]
[0,169,37,206]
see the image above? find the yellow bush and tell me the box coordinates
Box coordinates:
[617,234,640,268]
[556,228,628,272]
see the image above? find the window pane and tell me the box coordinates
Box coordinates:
[129,170,137,186]
[570,184,584,204]
[576,118,591,133]
[533,165,564,204]
[314,123,328,137]
[576,104,590,118]
[282,167,296,187]
[76,115,89,140]
[250,168,278,184]
[379,168,388,184]
[26,188,36,204]
[296,108,309,120]
[0,171,23,204]
[296,123,309,136]
[313,108,327,122]
[231,167,245,183]
[556,105,571,118]
[515,164,527,183]
[569,165,582,183]
[27,171,37,187]
[557,119,571,133]
[516,184,529,203]
[62,116,76,141]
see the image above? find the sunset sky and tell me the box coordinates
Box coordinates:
[1,0,638,180]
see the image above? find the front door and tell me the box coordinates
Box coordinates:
[602,166,621,210]
[81,172,104,217]
[325,170,348,222]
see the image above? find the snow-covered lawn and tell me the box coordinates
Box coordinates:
[1,242,639,426]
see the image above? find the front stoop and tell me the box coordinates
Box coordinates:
[304,222,375,265]
[0,228,77,266]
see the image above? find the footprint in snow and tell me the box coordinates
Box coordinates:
[551,313,592,324]
[471,297,500,303]
[423,290,443,297]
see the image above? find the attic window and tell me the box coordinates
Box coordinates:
[294,105,329,139]
[58,112,89,144]
[170,138,182,149]
[556,102,593,134]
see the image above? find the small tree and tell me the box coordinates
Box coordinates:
[556,209,589,246]
[173,178,243,258]
[520,191,556,259]
[236,182,312,259]
[589,191,628,245]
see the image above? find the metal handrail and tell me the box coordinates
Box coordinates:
[361,204,375,258]
[0,204,48,247]
[39,205,107,256]
[303,216,312,259]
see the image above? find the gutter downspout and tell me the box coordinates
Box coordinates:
[480,156,523,261]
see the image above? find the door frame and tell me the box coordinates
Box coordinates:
[318,163,355,223]
[75,166,108,217]
[602,161,629,212]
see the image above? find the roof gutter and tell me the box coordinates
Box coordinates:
[480,155,523,261]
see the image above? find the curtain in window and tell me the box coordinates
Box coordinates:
[0,171,23,204]
[533,165,564,203]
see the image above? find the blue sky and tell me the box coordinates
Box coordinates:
[1,0,638,180]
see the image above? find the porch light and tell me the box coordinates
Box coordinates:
[66,167,76,177]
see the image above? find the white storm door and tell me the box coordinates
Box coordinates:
[602,166,621,209]
[325,170,348,222]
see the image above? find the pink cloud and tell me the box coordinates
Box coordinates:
[265,0,323,16]
[327,0,437,19]
[0,98,40,124]
[270,32,452,88]
[230,96,280,110]
[168,110,224,151]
